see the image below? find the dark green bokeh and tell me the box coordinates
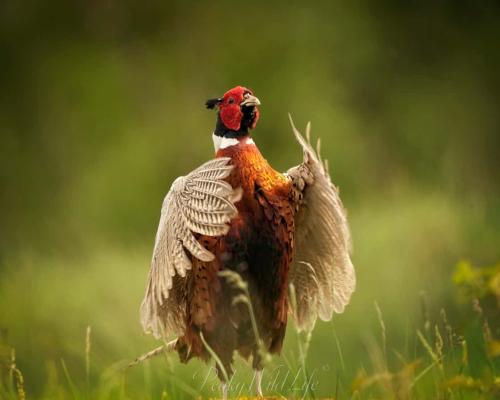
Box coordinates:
[1,1,499,398]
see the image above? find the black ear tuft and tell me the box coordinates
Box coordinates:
[205,98,222,109]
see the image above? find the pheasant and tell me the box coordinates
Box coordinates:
[140,86,355,398]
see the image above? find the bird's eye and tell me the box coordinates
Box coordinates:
[228,98,235,104]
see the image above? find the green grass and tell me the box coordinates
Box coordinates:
[1,278,498,399]
[0,208,498,399]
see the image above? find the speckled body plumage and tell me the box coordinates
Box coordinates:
[176,136,295,374]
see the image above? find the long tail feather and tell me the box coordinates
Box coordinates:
[127,339,177,368]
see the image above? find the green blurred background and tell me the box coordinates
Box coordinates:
[0,1,499,398]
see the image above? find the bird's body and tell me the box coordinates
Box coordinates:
[140,86,355,398]
[176,135,295,375]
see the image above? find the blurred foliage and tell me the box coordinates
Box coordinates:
[0,0,499,399]
[453,261,500,360]
[1,271,499,399]
[1,0,499,259]
[454,261,500,307]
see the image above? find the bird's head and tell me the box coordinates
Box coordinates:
[206,86,260,137]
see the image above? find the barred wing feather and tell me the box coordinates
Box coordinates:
[140,157,240,338]
[287,116,355,332]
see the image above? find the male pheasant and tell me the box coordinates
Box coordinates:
[140,86,355,398]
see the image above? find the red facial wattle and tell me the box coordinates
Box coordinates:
[218,86,259,132]
[220,102,244,131]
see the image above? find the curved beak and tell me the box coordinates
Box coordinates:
[240,94,261,107]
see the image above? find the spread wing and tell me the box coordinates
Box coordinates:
[287,116,355,332]
[140,157,241,339]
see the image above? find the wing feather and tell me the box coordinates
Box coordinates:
[287,116,355,332]
[140,157,240,338]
